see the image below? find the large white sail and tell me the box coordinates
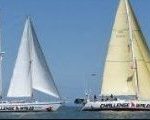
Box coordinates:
[28,19,60,98]
[7,17,60,99]
[7,19,32,97]
[101,0,150,100]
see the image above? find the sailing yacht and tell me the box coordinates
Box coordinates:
[81,0,150,111]
[0,17,63,112]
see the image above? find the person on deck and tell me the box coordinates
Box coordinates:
[94,95,97,101]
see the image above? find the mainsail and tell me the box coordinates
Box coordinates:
[7,17,60,98]
[101,0,150,100]
[7,19,32,97]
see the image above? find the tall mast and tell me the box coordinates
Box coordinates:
[26,16,34,101]
[125,0,139,99]
[0,13,4,99]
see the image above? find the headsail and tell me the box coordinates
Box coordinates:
[101,0,150,100]
[28,19,60,98]
[7,17,60,99]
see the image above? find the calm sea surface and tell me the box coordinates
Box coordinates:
[0,106,150,119]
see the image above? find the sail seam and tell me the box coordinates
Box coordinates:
[113,29,140,31]
[106,61,131,62]
[106,60,144,62]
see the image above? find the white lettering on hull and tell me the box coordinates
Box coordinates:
[0,106,35,111]
[83,102,150,111]
[0,105,53,112]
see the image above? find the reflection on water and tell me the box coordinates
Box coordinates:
[0,106,150,119]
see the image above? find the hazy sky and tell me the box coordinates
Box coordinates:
[0,0,150,104]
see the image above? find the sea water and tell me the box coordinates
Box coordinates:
[0,106,150,119]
